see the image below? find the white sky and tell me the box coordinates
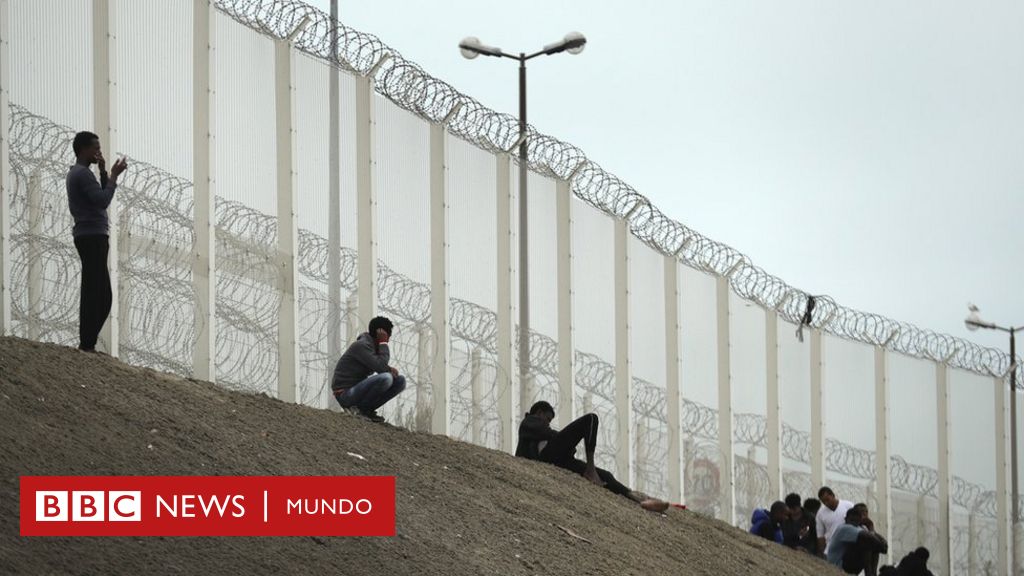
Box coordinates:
[308,0,1024,356]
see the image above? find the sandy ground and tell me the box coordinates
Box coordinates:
[0,336,841,575]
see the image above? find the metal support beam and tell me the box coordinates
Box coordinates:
[716,275,734,523]
[274,37,299,403]
[93,0,119,356]
[614,217,633,485]
[416,326,431,432]
[192,0,216,381]
[355,74,376,321]
[496,153,514,453]
[997,376,1011,576]
[874,346,893,546]
[429,122,450,436]
[555,179,574,427]
[664,255,682,504]
[0,0,10,335]
[26,172,41,340]
[766,309,782,500]
[936,361,952,576]
[810,328,825,489]
[471,347,483,444]
[327,0,342,386]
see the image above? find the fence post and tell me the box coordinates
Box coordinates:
[716,275,734,523]
[471,347,483,444]
[192,0,216,382]
[416,325,431,432]
[875,345,893,546]
[355,72,377,320]
[766,308,782,500]
[327,0,342,381]
[93,0,119,356]
[614,216,633,485]
[810,328,825,489]
[496,153,514,453]
[936,361,952,575]
[273,28,301,403]
[0,0,9,336]
[664,254,683,504]
[996,376,1010,576]
[555,179,574,427]
[429,120,449,436]
[26,172,41,340]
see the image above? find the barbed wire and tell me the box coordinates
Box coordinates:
[211,0,1019,380]
[7,103,1007,524]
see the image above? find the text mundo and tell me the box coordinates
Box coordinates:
[286,497,373,515]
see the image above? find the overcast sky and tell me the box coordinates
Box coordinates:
[309,0,1024,357]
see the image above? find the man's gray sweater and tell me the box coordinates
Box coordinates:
[332,332,391,392]
[66,164,116,238]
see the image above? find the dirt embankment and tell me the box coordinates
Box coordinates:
[0,336,840,575]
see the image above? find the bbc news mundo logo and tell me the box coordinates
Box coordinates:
[20,476,395,536]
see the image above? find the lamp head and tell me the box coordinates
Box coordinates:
[564,31,586,55]
[459,37,482,59]
[459,36,503,59]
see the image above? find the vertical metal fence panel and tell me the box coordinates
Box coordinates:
[822,335,876,508]
[571,199,616,474]
[115,1,196,376]
[8,0,94,345]
[212,12,278,393]
[373,95,429,427]
[889,352,941,572]
[629,236,667,498]
[730,291,767,527]
[679,265,721,518]
[446,136,500,448]
[950,368,999,574]
[524,172,558,410]
[293,52,332,408]
[779,318,813,500]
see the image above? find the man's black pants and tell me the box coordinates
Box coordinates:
[538,413,630,497]
[74,235,111,351]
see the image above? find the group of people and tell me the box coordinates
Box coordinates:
[64,132,665,515]
[330,320,671,512]
[750,487,934,576]
[65,131,933,568]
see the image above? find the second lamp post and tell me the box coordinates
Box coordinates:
[459,32,586,411]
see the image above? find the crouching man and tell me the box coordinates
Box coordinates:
[331,316,406,423]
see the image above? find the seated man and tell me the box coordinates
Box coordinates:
[827,507,888,575]
[516,401,669,512]
[782,493,818,553]
[852,502,888,576]
[750,500,787,543]
[331,316,406,423]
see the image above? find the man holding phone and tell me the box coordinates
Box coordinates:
[66,131,128,353]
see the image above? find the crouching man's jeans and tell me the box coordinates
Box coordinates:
[336,372,406,412]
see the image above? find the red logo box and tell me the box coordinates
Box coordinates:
[20,476,395,536]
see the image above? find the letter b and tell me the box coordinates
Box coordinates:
[36,491,68,521]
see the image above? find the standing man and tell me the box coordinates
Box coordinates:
[816,486,855,557]
[66,131,128,352]
[331,316,406,423]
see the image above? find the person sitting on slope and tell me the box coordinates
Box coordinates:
[516,400,669,513]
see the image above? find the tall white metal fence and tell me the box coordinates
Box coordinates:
[0,1,1018,574]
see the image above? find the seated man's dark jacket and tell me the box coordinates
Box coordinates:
[515,413,557,460]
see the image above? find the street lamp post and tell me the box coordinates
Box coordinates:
[459,33,586,413]
[965,304,1021,574]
